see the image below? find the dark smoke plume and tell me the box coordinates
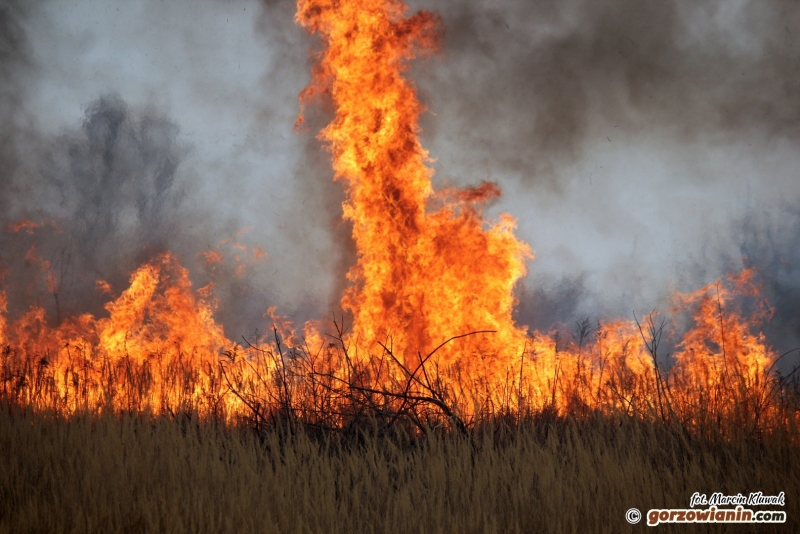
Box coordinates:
[1,0,341,338]
[412,0,800,189]
[514,274,589,333]
[404,0,800,351]
[0,0,36,216]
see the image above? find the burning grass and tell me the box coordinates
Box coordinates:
[1,264,798,443]
[1,0,796,442]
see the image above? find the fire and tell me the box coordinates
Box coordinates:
[673,269,773,388]
[288,0,787,432]
[199,235,269,281]
[1,253,237,415]
[295,0,531,374]
[96,253,228,361]
[0,0,793,440]
[6,219,41,235]
[670,269,776,430]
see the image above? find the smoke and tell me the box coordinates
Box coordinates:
[0,0,357,337]
[411,0,800,187]
[735,206,800,356]
[0,1,36,217]
[400,0,800,334]
[0,0,41,305]
[513,273,589,333]
[0,95,185,319]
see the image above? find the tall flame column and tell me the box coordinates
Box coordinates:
[296,0,531,370]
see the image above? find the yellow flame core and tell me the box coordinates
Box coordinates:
[296,0,532,370]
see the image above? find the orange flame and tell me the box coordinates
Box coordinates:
[287,0,789,434]
[1,253,241,415]
[296,0,532,374]
[669,269,777,430]
[6,219,41,235]
[673,268,773,385]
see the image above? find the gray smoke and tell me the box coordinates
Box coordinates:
[0,0,35,217]
[403,0,800,342]
[0,0,349,338]
[1,0,42,311]
[513,274,589,333]
[411,0,800,187]
[1,94,186,319]
[735,206,800,356]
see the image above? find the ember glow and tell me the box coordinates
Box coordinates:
[0,0,794,437]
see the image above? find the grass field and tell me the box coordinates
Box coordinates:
[1,406,797,534]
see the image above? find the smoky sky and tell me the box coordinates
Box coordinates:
[0,0,348,337]
[408,0,800,347]
[411,0,800,182]
[1,93,184,315]
[1,0,799,356]
[0,0,34,218]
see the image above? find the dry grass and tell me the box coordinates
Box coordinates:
[1,407,797,534]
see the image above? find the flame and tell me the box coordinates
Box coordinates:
[296,0,531,374]
[673,268,773,385]
[1,253,242,415]
[669,269,776,429]
[288,0,788,433]
[6,219,41,235]
[200,251,224,265]
[199,238,268,281]
[95,280,113,296]
[0,0,792,439]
